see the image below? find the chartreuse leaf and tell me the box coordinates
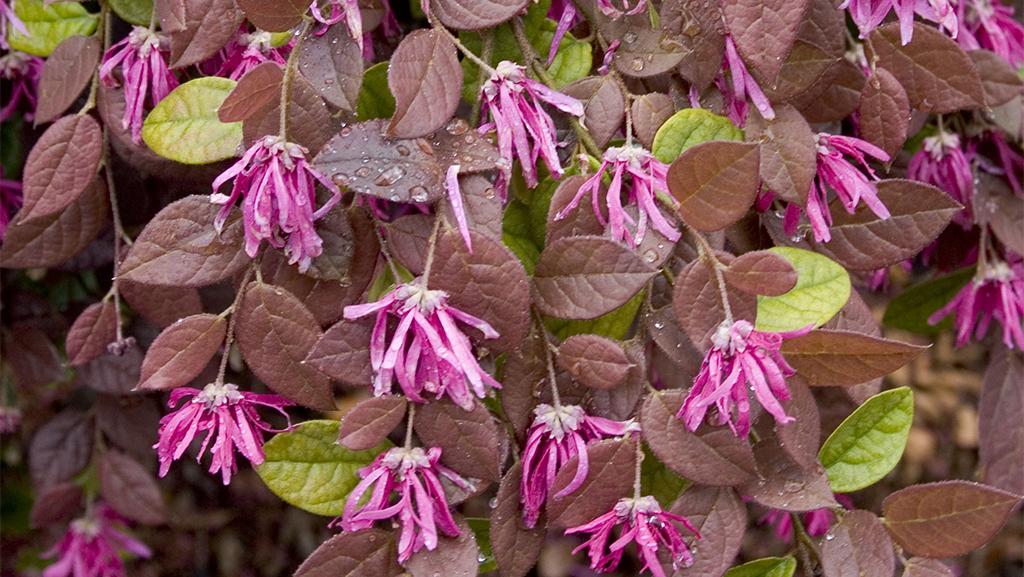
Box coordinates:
[356,61,396,120]
[652,109,743,164]
[256,420,391,516]
[819,387,914,493]
[108,0,153,26]
[547,291,645,340]
[142,77,242,165]
[724,557,797,577]
[466,518,497,572]
[883,267,974,335]
[7,0,98,56]
[756,247,850,333]
[503,199,541,274]
[641,446,689,506]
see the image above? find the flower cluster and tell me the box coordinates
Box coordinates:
[930,257,1024,350]
[957,0,1024,67]
[311,0,364,48]
[0,50,41,122]
[700,35,775,127]
[155,382,294,485]
[337,446,472,563]
[759,494,854,543]
[842,0,957,44]
[43,505,151,577]
[343,282,501,410]
[678,319,812,437]
[520,403,638,527]
[215,28,290,80]
[99,26,178,144]
[908,132,974,225]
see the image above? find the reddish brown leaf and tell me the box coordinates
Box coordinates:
[243,72,337,153]
[668,486,746,577]
[430,230,531,353]
[155,0,186,32]
[120,282,204,328]
[641,391,757,486]
[430,0,529,30]
[601,13,685,78]
[29,410,94,488]
[426,120,503,176]
[218,62,283,122]
[299,24,363,113]
[557,334,630,390]
[765,0,844,103]
[724,0,809,83]
[405,517,479,577]
[387,29,462,138]
[795,58,865,123]
[305,318,374,387]
[667,141,761,231]
[723,250,797,296]
[882,481,1021,558]
[441,176,503,243]
[338,396,408,450]
[821,510,896,577]
[976,173,1024,257]
[741,437,837,511]
[979,347,1024,496]
[547,438,637,528]
[781,329,926,387]
[491,463,544,577]
[66,300,117,367]
[35,36,101,124]
[119,196,250,287]
[235,282,335,410]
[295,528,402,577]
[771,379,821,469]
[500,335,544,438]
[746,104,816,205]
[533,236,657,320]
[30,482,83,529]
[563,77,625,148]
[866,22,984,114]
[170,0,245,68]
[664,0,725,91]
[859,68,911,160]
[19,115,103,222]
[98,450,167,526]
[588,340,645,421]
[237,0,307,32]
[546,175,605,244]
[78,346,144,395]
[138,313,227,391]
[95,394,162,463]
[903,558,955,577]
[969,49,1023,107]
[2,326,64,389]
[672,257,757,350]
[414,400,501,482]
[631,92,674,149]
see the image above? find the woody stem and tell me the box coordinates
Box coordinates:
[533,309,562,409]
[279,19,313,141]
[687,225,734,324]
[427,11,497,75]
[420,214,443,287]
[374,225,403,282]
[404,403,416,449]
[633,437,644,500]
[216,265,256,385]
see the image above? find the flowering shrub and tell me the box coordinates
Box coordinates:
[2,0,1023,576]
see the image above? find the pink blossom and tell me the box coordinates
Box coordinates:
[99,27,178,144]
[155,382,293,485]
[786,133,891,243]
[337,446,472,563]
[0,50,42,122]
[479,61,584,190]
[215,29,290,80]
[867,260,914,292]
[311,0,363,49]
[957,0,1024,67]
[908,132,973,226]
[841,0,957,44]
[0,0,27,50]
[566,496,700,577]
[759,494,854,543]
[678,320,813,437]
[717,35,775,126]
[445,164,472,252]
[929,257,1024,349]
[211,135,342,272]
[598,39,620,75]
[597,0,647,19]
[978,131,1024,196]
[520,404,638,528]
[547,0,579,66]
[1,167,23,240]
[42,505,151,577]
[343,282,501,410]
[555,144,680,247]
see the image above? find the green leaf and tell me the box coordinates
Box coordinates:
[356,61,396,120]
[652,109,743,164]
[466,518,497,572]
[256,420,391,516]
[547,291,645,340]
[756,247,850,333]
[108,0,153,26]
[502,199,540,274]
[883,267,974,335]
[7,0,98,57]
[819,387,914,493]
[142,77,242,165]
[640,446,689,506]
[725,557,797,577]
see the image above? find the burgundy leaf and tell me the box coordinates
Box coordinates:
[243,72,337,153]
[78,346,144,395]
[882,481,1022,558]
[385,214,434,274]
[821,510,896,577]
[903,558,955,577]
[2,326,64,389]
[218,62,283,123]
[746,104,816,205]
[137,313,227,391]
[557,334,631,390]
[406,517,479,577]
[766,378,822,469]
[664,0,725,91]
[338,396,408,450]
[235,282,336,410]
[120,282,204,328]
[426,120,503,176]
[29,410,94,488]
[672,257,758,350]
[546,437,637,528]
[119,196,250,287]
[387,29,462,138]
[969,49,1024,107]
[95,394,162,462]
[98,450,167,526]
[780,329,926,387]
[66,300,117,367]
[155,0,186,32]
[236,0,307,32]
[414,400,501,482]
[491,463,544,577]
[546,175,605,244]
[30,482,83,529]
[295,528,403,577]
[302,206,356,282]
[858,68,911,160]
[299,24,364,113]
[500,335,545,438]
[35,36,102,124]
[765,0,844,103]
[723,0,810,83]
[741,436,838,512]
[170,0,246,68]
[533,236,657,320]
[667,141,761,232]
[601,13,685,78]
[979,347,1024,496]
[304,318,374,387]
[588,340,645,421]
[723,250,798,296]
[19,115,103,222]
[640,391,757,486]
[563,77,625,148]
[630,93,674,149]
[976,173,1024,257]
[668,486,746,577]
[794,58,865,124]
[429,0,529,30]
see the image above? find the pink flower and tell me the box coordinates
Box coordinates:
[215,29,290,80]
[929,257,1024,349]
[520,404,638,528]
[0,0,27,50]
[555,144,680,247]
[786,133,891,243]
[598,39,620,75]
[841,0,958,44]
[678,320,813,437]
[211,135,342,272]
[866,260,914,292]
[565,496,700,577]
[908,132,974,225]
[957,0,1024,67]
[479,61,584,190]
[445,164,472,252]
[337,446,472,564]
[547,0,579,65]
[597,0,647,19]
[155,382,293,485]
[311,0,363,49]
[714,35,775,126]
[42,505,151,577]
[759,494,854,543]
[1,167,23,240]
[343,282,501,410]
[99,27,178,144]
[0,50,42,122]
[978,131,1024,196]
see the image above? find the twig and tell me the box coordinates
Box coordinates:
[279,19,313,141]
[215,265,256,385]
[420,214,443,287]
[404,403,416,448]
[532,309,563,409]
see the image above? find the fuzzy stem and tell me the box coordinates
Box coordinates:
[374,224,403,282]
[427,11,497,75]
[216,265,256,386]
[279,20,313,141]
[687,226,734,324]
[470,30,495,126]
[632,437,644,500]
[791,513,822,576]
[420,214,443,287]
[404,403,417,449]
[532,309,563,409]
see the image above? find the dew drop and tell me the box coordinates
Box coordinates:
[630,57,645,72]
[623,31,639,44]
[488,497,498,508]
[339,126,353,137]
[825,532,835,541]
[410,186,429,202]
[446,118,470,135]
[642,249,659,263]
[354,166,371,178]
[375,165,406,186]
[396,144,411,156]
[653,321,665,330]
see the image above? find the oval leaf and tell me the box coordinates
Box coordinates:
[820,510,895,577]
[780,330,926,387]
[724,250,798,296]
[724,556,797,577]
[858,68,910,159]
[29,409,94,488]
[305,319,374,387]
[218,62,283,123]
[98,450,167,526]
[338,396,408,451]
[137,313,227,391]
[7,0,99,57]
[746,104,816,204]
[430,0,530,30]
[653,109,743,164]
[490,463,544,577]
[299,23,364,113]
[20,114,103,222]
[669,486,747,577]
[35,35,102,124]
[295,528,402,577]
[66,300,116,367]
[723,0,809,83]
[756,247,851,333]
[414,400,501,482]
[979,347,1024,496]
[388,29,462,138]
[237,0,307,32]
[557,334,630,390]
[142,77,243,164]
[667,140,761,231]
[546,437,637,528]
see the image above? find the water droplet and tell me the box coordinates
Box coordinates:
[375,165,406,186]
[630,58,645,72]
[355,167,371,178]
[653,321,665,329]
[396,144,411,156]
[483,187,497,199]
[643,249,659,263]
[463,133,477,144]
[446,118,470,135]
[623,31,638,44]
[339,126,352,137]
[410,186,429,202]
[825,532,835,541]
[488,497,498,508]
